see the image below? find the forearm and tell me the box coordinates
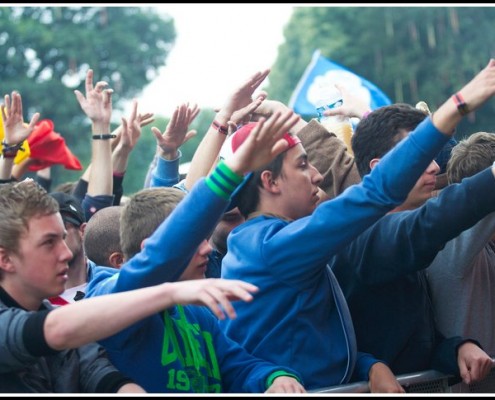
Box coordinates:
[431,96,463,136]
[0,157,15,180]
[44,282,178,350]
[150,153,181,188]
[184,113,230,190]
[88,129,113,196]
[111,144,132,175]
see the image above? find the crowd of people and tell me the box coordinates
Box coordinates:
[1,57,495,393]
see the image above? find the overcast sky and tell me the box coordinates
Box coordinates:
[131,4,296,117]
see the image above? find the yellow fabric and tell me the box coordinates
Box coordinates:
[0,110,31,163]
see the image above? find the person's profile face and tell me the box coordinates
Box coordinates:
[10,213,72,305]
[277,144,323,220]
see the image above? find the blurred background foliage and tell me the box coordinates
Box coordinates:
[2,6,495,195]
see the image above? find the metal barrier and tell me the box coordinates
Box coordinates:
[311,366,495,394]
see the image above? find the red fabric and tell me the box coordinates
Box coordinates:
[48,296,70,306]
[231,122,301,152]
[26,119,82,172]
[220,122,301,162]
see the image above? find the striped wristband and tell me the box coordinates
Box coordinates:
[205,160,244,200]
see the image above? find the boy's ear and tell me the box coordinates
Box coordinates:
[369,158,381,171]
[0,247,15,273]
[108,252,124,269]
[260,171,281,194]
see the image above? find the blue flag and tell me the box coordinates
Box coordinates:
[288,49,392,117]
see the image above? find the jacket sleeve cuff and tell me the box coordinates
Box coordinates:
[95,371,135,393]
[23,309,59,356]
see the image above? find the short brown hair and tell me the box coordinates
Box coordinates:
[447,132,495,184]
[0,180,58,254]
[84,206,122,266]
[120,187,186,260]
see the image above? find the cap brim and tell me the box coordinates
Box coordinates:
[226,172,253,212]
[61,214,82,227]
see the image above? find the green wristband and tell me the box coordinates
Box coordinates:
[205,160,244,200]
[266,371,301,389]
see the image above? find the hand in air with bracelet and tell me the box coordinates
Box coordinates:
[74,68,113,136]
[1,91,40,150]
[151,102,200,160]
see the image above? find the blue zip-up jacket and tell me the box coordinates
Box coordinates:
[219,117,450,390]
[85,175,303,392]
[331,167,495,375]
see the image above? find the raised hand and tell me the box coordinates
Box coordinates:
[151,102,199,160]
[109,109,154,151]
[74,69,113,127]
[225,109,300,176]
[217,69,270,121]
[120,99,142,151]
[457,58,495,112]
[323,83,371,119]
[433,58,495,135]
[227,92,268,133]
[137,112,155,128]
[1,91,40,145]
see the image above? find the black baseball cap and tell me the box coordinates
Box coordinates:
[50,192,85,227]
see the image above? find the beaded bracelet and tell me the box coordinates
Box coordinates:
[92,134,117,140]
[2,151,17,158]
[1,140,25,158]
[452,92,470,116]
[211,120,228,135]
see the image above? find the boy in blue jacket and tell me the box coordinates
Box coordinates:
[85,109,307,393]
[219,59,495,391]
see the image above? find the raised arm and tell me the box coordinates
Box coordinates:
[113,100,154,176]
[0,91,40,180]
[433,58,495,134]
[184,69,271,191]
[74,69,114,198]
[146,103,199,188]
[151,102,199,162]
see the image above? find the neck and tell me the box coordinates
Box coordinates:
[67,253,88,289]
[0,282,42,311]
[257,196,293,221]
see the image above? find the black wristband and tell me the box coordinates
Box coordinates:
[92,134,116,140]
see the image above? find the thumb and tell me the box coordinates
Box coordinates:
[458,360,471,384]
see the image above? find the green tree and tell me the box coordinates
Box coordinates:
[268,6,495,138]
[0,6,176,186]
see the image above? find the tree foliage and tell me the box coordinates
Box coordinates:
[0,6,176,187]
[268,6,495,139]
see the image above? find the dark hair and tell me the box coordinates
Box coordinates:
[352,104,427,177]
[237,152,286,218]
